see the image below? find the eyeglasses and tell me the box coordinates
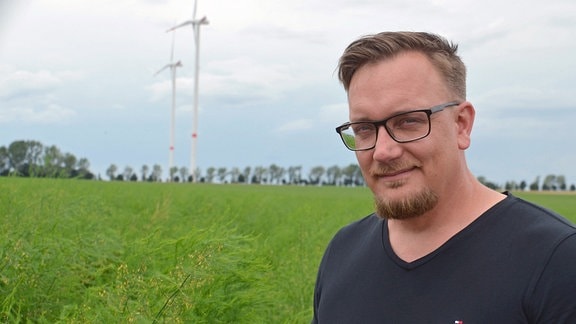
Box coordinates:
[335,101,460,151]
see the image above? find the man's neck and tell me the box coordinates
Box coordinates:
[387,180,506,263]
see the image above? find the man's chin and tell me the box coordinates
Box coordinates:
[373,188,438,220]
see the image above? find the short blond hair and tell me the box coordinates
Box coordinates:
[338,31,466,100]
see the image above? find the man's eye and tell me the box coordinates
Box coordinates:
[392,114,427,128]
[352,124,374,135]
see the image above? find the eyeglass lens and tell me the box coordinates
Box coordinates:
[340,110,431,150]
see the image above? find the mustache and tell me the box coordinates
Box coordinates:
[369,162,421,176]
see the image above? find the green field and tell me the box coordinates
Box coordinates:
[1,178,574,323]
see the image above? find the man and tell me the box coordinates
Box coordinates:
[312,32,576,323]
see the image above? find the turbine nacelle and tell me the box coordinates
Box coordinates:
[166,16,209,33]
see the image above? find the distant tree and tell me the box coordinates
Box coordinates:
[40,145,62,177]
[542,174,557,191]
[24,140,43,176]
[62,153,77,177]
[287,166,297,184]
[179,167,188,182]
[217,167,227,183]
[341,164,360,186]
[169,166,178,182]
[238,173,246,183]
[151,164,162,182]
[106,164,118,181]
[130,173,138,182]
[76,158,94,179]
[2,140,41,176]
[571,184,576,191]
[269,164,284,184]
[191,167,201,183]
[253,166,266,184]
[242,167,252,183]
[326,165,341,186]
[308,166,325,185]
[557,175,566,191]
[77,158,90,174]
[519,180,527,191]
[141,165,149,181]
[530,176,540,191]
[0,146,9,175]
[123,166,134,181]
[505,181,518,191]
[7,140,29,174]
[290,166,303,184]
[229,167,240,183]
[204,167,215,183]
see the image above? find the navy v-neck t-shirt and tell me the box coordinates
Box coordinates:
[313,194,576,323]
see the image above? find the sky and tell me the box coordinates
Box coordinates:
[1,0,575,185]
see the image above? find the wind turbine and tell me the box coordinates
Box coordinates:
[154,30,182,182]
[167,0,208,182]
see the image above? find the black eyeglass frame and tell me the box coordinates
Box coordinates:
[335,101,461,151]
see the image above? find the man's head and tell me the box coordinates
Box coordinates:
[337,32,475,220]
[338,31,466,102]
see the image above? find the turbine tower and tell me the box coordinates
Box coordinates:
[154,31,182,182]
[167,0,208,182]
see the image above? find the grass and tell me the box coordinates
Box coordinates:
[0,178,573,322]
[0,178,372,323]
[514,191,576,219]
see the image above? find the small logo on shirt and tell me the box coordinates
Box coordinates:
[455,321,464,324]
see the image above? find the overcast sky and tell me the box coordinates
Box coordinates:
[1,0,575,185]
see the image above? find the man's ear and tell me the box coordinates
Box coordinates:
[455,101,475,150]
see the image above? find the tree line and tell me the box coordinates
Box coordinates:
[0,140,94,179]
[2,140,575,191]
[478,175,576,192]
[104,162,366,186]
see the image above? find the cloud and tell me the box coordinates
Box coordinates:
[472,83,576,112]
[319,103,349,125]
[0,69,60,99]
[0,67,82,124]
[0,103,76,124]
[275,119,313,133]
[147,56,300,108]
[0,67,83,100]
[147,79,173,102]
[275,102,349,134]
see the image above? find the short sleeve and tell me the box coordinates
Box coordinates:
[526,233,576,323]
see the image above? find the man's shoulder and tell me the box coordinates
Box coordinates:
[326,213,383,252]
[335,213,382,237]
[486,194,576,256]
[502,194,576,233]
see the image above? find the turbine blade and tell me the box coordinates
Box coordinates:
[154,64,170,76]
[166,20,193,32]
[193,0,198,19]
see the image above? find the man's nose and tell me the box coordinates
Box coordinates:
[372,126,403,161]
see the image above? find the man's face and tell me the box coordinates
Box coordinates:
[347,51,468,220]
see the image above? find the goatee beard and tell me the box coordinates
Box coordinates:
[374,188,439,220]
